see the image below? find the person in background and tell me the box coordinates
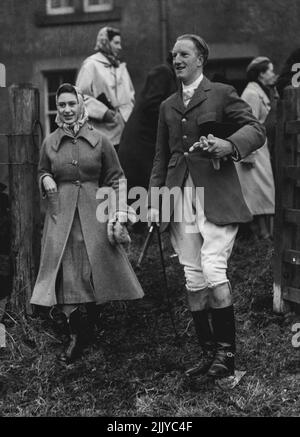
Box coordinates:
[118,53,177,192]
[30,84,143,364]
[235,57,276,240]
[147,34,265,379]
[76,26,135,152]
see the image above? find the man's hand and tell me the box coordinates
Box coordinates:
[43,176,57,193]
[103,109,117,124]
[147,208,160,227]
[190,134,234,158]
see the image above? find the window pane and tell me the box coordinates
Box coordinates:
[49,114,57,133]
[47,0,74,15]
[50,0,74,8]
[47,73,61,93]
[48,94,57,111]
[84,0,113,12]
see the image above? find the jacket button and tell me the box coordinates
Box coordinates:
[74,180,81,186]
[184,152,189,156]
[183,135,187,140]
[72,139,77,144]
[71,160,78,166]
[182,118,187,122]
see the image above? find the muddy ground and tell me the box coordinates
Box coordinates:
[0,228,299,417]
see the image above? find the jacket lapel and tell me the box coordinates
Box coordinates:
[185,76,211,113]
[170,76,211,114]
[170,91,186,114]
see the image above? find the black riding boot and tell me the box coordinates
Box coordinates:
[185,309,215,377]
[59,308,84,364]
[207,305,236,378]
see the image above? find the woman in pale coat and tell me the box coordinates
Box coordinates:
[31,84,143,363]
[76,27,135,151]
[235,57,276,239]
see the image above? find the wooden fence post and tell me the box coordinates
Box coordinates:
[273,86,300,312]
[8,84,40,316]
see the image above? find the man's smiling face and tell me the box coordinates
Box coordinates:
[172,38,203,85]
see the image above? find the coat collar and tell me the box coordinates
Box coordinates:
[51,123,99,151]
[86,52,112,67]
[246,81,270,106]
[171,75,211,114]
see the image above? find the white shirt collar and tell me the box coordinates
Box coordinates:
[182,73,203,91]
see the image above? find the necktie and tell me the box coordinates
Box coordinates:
[182,88,195,106]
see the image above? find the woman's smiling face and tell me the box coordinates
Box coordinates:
[57,92,80,125]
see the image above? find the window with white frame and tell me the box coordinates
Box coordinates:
[44,70,77,134]
[46,0,75,15]
[83,0,114,13]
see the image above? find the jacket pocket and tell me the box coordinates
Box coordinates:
[197,112,217,125]
[47,192,59,222]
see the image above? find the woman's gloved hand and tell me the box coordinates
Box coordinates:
[43,176,57,193]
[103,109,117,124]
[107,211,131,246]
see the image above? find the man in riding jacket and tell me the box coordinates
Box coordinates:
[147,34,265,378]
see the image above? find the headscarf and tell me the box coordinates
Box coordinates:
[246,56,273,98]
[55,83,89,137]
[94,26,121,68]
[246,56,271,73]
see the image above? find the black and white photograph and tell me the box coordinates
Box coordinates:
[0,0,299,420]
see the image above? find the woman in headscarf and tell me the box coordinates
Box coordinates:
[30,83,143,363]
[76,27,135,152]
[235,57,276,239]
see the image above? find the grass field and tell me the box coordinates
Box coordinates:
[0,229,299,417]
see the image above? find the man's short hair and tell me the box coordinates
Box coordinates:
[176,34,209,65]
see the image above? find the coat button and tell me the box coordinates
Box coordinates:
[72,139,77,144]
[71,160,78,166]
[183,135,187,140]
[184,152,189,156]
[74,180,81,186]
[182,118,187,122]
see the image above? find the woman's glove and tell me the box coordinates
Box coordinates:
[107,211,132,246]
[42,175,57,193]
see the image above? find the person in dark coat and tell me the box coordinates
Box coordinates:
[31,84,144,363]
[148,34,266,379]
[118,55,177,192]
